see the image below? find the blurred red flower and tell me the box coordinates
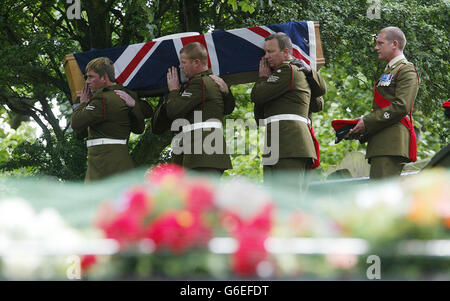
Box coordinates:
[147,163,185,184]
[101,212,143,247]
[144,210,211,253]
[81,254,97,273]
[185,180,215,216]
[222,203,274,276]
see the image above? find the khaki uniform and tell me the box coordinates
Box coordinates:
[251,60,323,190]
[71,84,146,182]
[162,69,234,172]
[363,58,419,178]
[307,68,326,114]
[251,60,316,162]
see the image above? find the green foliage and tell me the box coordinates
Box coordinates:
[304,0,449,148]
[0,135,87,181]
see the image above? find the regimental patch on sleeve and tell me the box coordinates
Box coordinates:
[383,112,390,119]
[181,91,192,97]
[85,105,96,111]
[267,75,280,83]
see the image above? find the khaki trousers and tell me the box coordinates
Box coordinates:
[369,156,407,179]
[191,167,224,177]
[264,157,310,192]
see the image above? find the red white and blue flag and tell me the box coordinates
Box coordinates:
[73,21,317,91]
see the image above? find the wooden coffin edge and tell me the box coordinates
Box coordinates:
[63,21,325,101]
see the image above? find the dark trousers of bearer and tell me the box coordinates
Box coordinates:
[369,156,408,179]
[263,157,310,194]
[191,167,224,177]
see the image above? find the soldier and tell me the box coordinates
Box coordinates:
[154,42,234,176]
[349,27,420,179]
[71,57,152,182]
[251,32,324,190]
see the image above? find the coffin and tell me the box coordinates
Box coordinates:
[63,21,325,102]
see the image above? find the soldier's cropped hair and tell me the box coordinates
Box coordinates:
[265,32,293,55]
[86,57,116,82]
[379,27,407,51]
[180,42,208,65]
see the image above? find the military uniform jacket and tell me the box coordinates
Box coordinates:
[251,60,316,161]
[307,68,326,114]
[363,58,419,160]
[71,84,146,181]
[165,69,234,170]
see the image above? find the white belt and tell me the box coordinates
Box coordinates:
[182,121,222,133]
[263,114,310,126]
[86,138,127,147]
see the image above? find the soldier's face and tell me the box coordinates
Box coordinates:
[264,39,288,69]
[85,70,107,92]
[374,33,395,62]
[180,53,197,78]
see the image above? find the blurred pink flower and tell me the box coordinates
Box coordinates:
[101,212,143,247]
[233,232,268,276]
[184,180,215,216]
[147,163,185,184]
[223,203,274,276]
[124,186,153,220]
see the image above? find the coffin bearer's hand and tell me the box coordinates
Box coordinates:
[167,66,181,91]
[209,75,229,94]
[80,83,91,103]
[115,90,135,107]
[291,58,312,75]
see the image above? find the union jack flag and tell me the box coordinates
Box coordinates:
[73,21,317,91]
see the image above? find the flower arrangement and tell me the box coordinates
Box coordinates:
[93,164,275,278]
[1,166,448,280]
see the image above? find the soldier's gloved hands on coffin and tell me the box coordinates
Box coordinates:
[115,90,135,107]
[291,58,312,75]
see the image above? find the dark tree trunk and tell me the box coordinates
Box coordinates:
[83,0,113,49]
[180,0,201,32]
[131,125,172,167]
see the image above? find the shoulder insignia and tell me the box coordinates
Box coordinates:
[85,105,95,111]
[181,91,192,97]
[267,75,280,83]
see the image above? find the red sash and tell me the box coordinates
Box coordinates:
[288,63,320,169]
[309,124,320,168]
[373,84,417,162]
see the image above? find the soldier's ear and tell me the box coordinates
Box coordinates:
[194,58,202,66]
[392,39,399,49]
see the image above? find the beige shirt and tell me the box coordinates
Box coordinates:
[385,54,406,71]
